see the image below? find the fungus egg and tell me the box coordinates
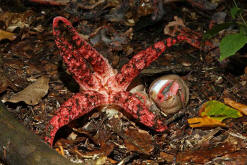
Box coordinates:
[149,74,189,115]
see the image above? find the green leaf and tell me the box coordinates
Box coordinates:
[201,100,242,122]
[240,24,247,35]
[219,33,247,61]
[230,7,242,19]
[203,22,234,40]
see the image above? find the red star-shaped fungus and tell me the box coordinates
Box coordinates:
[45,16,206,146]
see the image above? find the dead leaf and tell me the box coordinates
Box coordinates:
[224,98,247,115]
[5,76,49,105]
[188,116,226,128]
[73,143,114,158]
[55,142,65,156]
[164,16,185,36]
[176,142,237,164]
[0,71,9,93]
[123,128,154,155]
[0,10,33,32]
[159,152,174,163]
[188,100,242,128]
[0,30,16,41]
[223,150,247,164]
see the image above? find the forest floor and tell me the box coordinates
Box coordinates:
[1,0,247,164]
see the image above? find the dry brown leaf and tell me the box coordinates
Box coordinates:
[0,29,16,41]
[0,71,9,93]
[176,142,237,164]
[224,98,247,115]
[188,117,226,128]
[123,128,154,155]
[73,143,114,158]
[5,76,49,105]
[159,152,174,163]
[0,10,33,32]
[164,16,185,36]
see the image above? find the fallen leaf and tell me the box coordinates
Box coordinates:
[0,71,9,93]
[5,76,49,105]
[164,16,185,36]
[159,152,174,163]
[176,142,236,164]
[188,100,242,128]
[224,98,247,115]
[95,156,107,165]
[55,142,65,156]
[188,116,226,128]
[73,143,114,159]
[199,100,242,121]
[0,30,16,41]
[123,128,154,155]
[223,150,247,164]
[0,10,33,32]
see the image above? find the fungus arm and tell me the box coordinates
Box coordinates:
[45,91,106,146]
[53,17,115,89]
[110,91,167,132]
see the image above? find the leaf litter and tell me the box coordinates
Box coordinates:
[2,76,49,105]
[1,0,247,164]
